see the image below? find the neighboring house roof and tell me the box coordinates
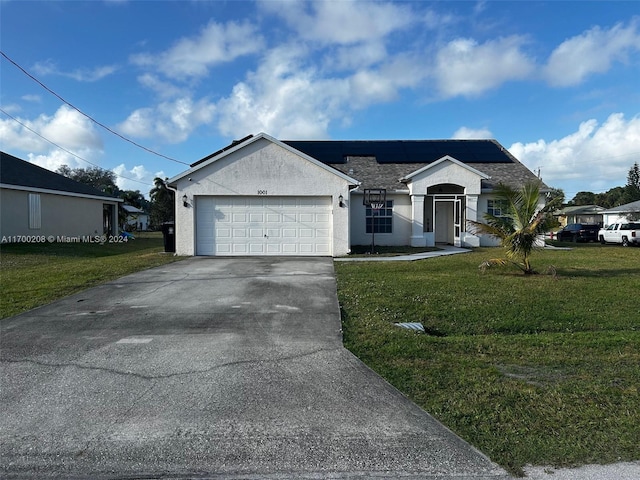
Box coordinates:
[602,200,640,213]
[554,204,606,216]
[1,151,122,201]
[122,204,147,215]
[282,139,545,192]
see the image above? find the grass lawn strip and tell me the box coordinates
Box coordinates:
[0,233,182,319]
[335,246,640,476]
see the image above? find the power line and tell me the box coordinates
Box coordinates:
[1,107,152,188]
[1,50,190,166]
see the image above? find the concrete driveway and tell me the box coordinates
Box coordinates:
[1,257,508,479]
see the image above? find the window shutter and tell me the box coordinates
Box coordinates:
[29,193,41,229]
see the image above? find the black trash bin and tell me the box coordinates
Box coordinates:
[161,221,175,253]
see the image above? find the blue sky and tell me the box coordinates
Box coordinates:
[1,1,639,201]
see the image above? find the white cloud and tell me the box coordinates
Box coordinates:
[137,73,187,99]
[435,36,535,98]
[452,126,493,139]
[544,20,640,87]
[117,97,216,143]
[131,20,264,80]
[509,113,640,194]
[216,44,346,138]
[0,105,103,153]
[260,0,414,45]
[21,94,41,103]
[113,163,164,195]
[215,40,433,139]
[32,60,118,82]
[27,149,93,173]
[326,42,388,71]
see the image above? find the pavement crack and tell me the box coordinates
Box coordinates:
[0,347,341,380]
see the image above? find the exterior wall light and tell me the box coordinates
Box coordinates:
[182,194,189,207]
[338,194,345,207]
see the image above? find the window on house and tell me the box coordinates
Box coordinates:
[366,200,393,234]
[29,193,41,229]
[487,199,510,218]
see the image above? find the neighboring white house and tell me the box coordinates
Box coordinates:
[602,200,640,226]
[0,152,122,240]
[122,204,150,231]
[167,133,546,257]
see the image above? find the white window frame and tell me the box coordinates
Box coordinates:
[487,199,510,219]
[366,200,393,234]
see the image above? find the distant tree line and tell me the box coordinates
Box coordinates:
[56,165,173,230]
[567,162,640,208]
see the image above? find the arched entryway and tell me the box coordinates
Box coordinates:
[425,184,466,246]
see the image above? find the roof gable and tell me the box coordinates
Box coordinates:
[1,151,120,200]
[169,133,359,186]
[401,155,491,182]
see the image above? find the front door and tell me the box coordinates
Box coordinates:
[435,201,454,244]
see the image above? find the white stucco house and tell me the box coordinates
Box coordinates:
[602,200,640,226]
[167,133,546,257]
[1,151,121,241]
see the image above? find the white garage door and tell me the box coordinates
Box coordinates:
[196,196,332,256]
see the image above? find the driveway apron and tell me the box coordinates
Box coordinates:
[1,257,508,479]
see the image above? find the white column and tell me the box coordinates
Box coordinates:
[410,194,426,247]
[466,194,479,224]
[464,194,480,247]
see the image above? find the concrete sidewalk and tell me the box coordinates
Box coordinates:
[0,257,508,479]
[335,244,472,262]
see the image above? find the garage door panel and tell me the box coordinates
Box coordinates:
[267,244,282,254]
[196,196,332,256]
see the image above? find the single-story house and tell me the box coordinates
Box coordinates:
[122,204,150,231]
[167,133,546,256]
[0,151,121,240]
[554,204,605,227]
[602,200,640,226]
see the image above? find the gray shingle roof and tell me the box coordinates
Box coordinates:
[1,151,120,199]
[602,200,640,213]
[283,139,545,192]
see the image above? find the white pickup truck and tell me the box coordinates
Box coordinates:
[598,222,640,246]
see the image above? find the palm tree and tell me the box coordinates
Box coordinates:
[469,181,556,275]
[149,177,174,228]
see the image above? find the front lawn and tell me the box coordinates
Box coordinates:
[0,233,183,319]
[335,246,640,476]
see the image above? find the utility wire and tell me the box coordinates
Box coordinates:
[0,107,153,188]
[1,50,190,166]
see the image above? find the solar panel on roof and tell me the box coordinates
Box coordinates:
[283,140,513,165]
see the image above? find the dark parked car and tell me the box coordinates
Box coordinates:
[556,223,600,242]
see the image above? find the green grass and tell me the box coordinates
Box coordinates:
[0,232,183,319]
[335,246,640,476]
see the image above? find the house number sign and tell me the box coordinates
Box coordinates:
[257,190,268,195]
